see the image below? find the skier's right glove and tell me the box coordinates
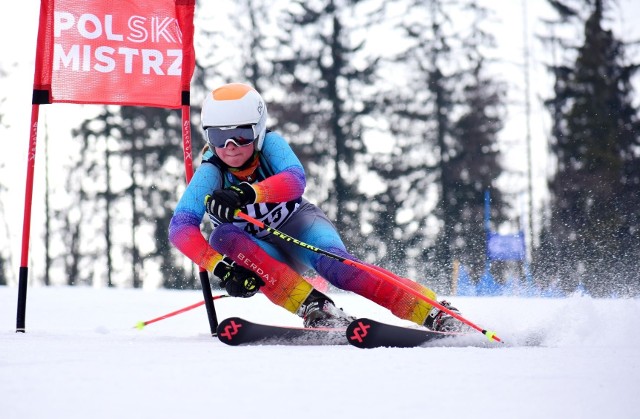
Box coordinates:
[213,256,265,298]
[204,183,256,223]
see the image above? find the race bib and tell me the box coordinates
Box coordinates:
[208,200,300,238]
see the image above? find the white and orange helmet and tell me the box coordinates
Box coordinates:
[201,83,268,150]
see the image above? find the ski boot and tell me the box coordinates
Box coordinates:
[424,300,467,332]
[298,289,355,328]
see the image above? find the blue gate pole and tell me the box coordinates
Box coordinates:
[484,190,491,274]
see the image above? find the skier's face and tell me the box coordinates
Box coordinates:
[215,141,255,168]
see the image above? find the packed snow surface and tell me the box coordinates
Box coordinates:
[1,286,639,419]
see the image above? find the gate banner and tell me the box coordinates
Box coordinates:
[33,0,195,108]
[487,232,526,261]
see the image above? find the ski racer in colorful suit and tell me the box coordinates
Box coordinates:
[169,82,462,330]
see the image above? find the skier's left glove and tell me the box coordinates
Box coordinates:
[213,256,265,298]
[204,182,256,223]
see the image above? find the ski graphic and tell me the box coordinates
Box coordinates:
[217,317,347,346]
[347,318,462,349]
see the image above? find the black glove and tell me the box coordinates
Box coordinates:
[204,182,256,223]
[213,256,265,298]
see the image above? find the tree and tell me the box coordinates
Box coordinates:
[446,0,507,279]
[371,0,506,289]
[0,182,7,285]
[115,106,192,289]
[448,65,506,279]
[0,257,6,286]
[0,64,9,285]
[63,104,192,289]
[270,0,382,249]
[541,0,640,295]
[57,122,103,286]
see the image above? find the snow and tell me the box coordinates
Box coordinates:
[1,286,639,419]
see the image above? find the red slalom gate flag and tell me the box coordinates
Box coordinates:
[16,0,198,334]
[33,0,195,108]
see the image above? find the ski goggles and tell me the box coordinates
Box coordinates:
[205,125,257,148]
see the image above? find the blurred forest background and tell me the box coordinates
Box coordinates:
[0,0,638,297]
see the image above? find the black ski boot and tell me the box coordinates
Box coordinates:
[424,300,466,332]
[298,289,354,328]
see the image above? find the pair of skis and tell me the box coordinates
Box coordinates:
[217,317,465,349]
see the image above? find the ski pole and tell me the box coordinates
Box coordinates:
[135,294,228,330]
[235,210,502,343]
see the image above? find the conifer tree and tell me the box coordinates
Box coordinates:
[370,0,506,287]
[270,0,382,248]
[541,0,640,295]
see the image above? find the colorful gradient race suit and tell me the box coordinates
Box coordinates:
[169,131,437,323]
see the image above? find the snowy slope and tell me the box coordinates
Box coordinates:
[1,286,639,419]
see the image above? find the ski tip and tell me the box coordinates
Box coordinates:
[134,321,146,330]
[217,317,246,346]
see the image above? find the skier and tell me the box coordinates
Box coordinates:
[169,82,463,331]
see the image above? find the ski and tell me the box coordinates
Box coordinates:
[216,317,348,346]
[346,318,463,349]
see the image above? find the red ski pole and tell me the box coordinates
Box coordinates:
[236,211,502,343]
[135,294,228,330]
